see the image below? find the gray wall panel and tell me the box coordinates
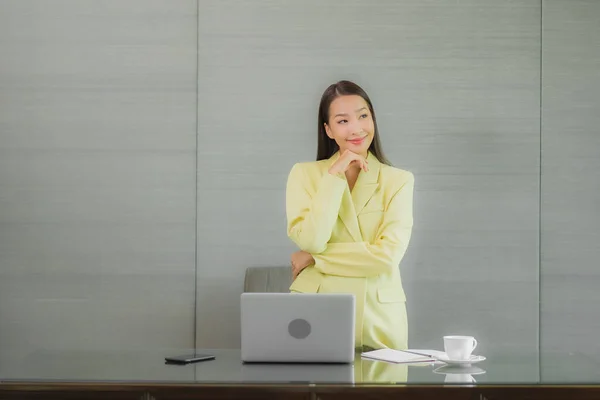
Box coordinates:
[0,0,198,357]
[196,0,541,354]
[541,0,600,368]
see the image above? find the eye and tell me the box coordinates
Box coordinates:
[337,119,347,124]
[359,113,369,119]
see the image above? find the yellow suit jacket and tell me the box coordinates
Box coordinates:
[286,151,414,350]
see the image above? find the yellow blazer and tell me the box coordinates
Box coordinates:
[286,151,414,350]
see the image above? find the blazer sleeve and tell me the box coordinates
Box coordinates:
[286,163,347,253]
[311,172,414,277]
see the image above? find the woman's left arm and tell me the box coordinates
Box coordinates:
[311,172,414,278]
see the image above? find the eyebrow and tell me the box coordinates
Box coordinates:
[334,107,368,118]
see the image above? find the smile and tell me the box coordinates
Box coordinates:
[347,136,366,145]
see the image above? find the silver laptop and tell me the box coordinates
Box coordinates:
[240,292,355,363]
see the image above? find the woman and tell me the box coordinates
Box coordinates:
[285,80,414,351]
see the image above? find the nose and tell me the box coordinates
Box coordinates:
[349,119,362,135]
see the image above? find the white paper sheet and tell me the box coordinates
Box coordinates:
[361,348,439,364]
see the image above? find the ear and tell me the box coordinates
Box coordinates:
[324,123,334,139]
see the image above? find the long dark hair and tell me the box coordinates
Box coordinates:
[317,80,391,165]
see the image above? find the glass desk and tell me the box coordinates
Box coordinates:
[1,348,599,399]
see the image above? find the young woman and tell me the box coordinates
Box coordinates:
[285,80,415,351]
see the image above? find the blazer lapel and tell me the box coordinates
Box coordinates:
[326,151,380,243]
[352,152,380,215]
[326,152,362,242]
[339,187,362,242]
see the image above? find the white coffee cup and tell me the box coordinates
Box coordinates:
[443,335,478,361]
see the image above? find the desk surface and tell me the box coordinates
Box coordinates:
[1,348,599,386]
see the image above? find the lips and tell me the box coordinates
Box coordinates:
[348,136,366,145]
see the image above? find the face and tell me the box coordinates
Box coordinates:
[324,95,375,157]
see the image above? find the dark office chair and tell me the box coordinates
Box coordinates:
[243,266,292,293]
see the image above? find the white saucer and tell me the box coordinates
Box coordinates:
[433,365,486,375]
[435,354,486,366]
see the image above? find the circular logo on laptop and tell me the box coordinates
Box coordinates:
[288,318,311,339]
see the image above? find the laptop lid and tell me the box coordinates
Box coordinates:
[240,292,355,363]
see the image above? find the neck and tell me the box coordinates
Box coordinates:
[345,163,362,176]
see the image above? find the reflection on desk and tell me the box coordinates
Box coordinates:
[239,356,411,384]
[0,348,599,385]
[240,362,354,384]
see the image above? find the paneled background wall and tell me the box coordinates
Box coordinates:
[0,0,598,371]
[194,0,542,356]
[0,1,198,359]
[540,0,600,370]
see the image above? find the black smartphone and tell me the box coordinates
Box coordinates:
[165,353,215,364]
